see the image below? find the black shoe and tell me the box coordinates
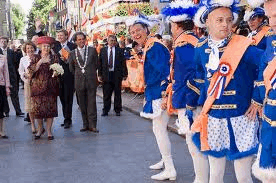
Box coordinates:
[89,128,99,133]
[24,113,31,122]
[34,128,45,140]
[16,112,24,117]
[64,123,70,129]
[24,117,30,122]
[60,123,65,127]
[116,112,120,116]
[101,112,108,116]
[48,136,54,140]
[1,135,8,139]
[80,128,88,132]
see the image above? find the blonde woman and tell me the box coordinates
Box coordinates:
[18,41,37,134]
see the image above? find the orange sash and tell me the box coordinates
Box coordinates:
[252,26,271,45]
[264,56,276,96]
[191,35,253,151]
[166,34,199,115]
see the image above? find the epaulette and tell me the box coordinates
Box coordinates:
[265,28,276,37]
[142,37,169,62]
[196,38,208,48]
[174,41,188,48]
[174,34,199,48]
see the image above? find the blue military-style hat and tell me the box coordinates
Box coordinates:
[244,0,266,22]
[161,0,198,23]
[193,0,240,28]
[244,7,265,21]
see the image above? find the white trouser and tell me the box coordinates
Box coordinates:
[178,108,209,183]
[0,118,5,136]
[208,155,254,183]
[186,132,209,183]
[152,111,171,158]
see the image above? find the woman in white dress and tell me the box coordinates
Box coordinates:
[18,41,36,134]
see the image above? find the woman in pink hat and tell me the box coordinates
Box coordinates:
[28,36,61,140]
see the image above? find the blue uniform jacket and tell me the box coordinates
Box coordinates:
[254,32,276,168]
[172,34,197,109]
[252,30,276,105]
[187,37,264,119]
[143,41,170,114]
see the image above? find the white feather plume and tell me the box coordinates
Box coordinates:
[244,10,254,21]
[212,0,234,7]
[170,0,195,8]
[247,0,264,8]
[169,15,190,23]
[194,6,207,28]
[233,12,239,24]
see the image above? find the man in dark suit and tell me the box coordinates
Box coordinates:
[98,35,128,116]
[0,37,23,117]
[68,32,99,133]
[53,29,77,129]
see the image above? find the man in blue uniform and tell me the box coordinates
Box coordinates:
[244,4,269,50]
[186,0,264,182]
[127,16,175,180]
[161,1,209,183]
[251,0,276,183]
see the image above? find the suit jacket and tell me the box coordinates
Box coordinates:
[53,41,77,86]
[53,41,76,55]
[68,46,98,90]
[0,48,17,87]
[98,46,128,83]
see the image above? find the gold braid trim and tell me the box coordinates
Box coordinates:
[194,79,205,83]
[187,80,200,95]
[263,113,276,127]
[186,105,196,110]
[196,38,208,48]
[254,81,265,87]
[211,104,237,109]
[251,99,263,107]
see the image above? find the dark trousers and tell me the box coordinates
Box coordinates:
[59,81,74,123]
[76,87,97,129]
[103,72,122,113]
[3,85,22,114]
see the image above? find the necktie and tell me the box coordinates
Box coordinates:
[109,48,113,69]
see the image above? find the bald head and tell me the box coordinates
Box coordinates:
[264,0,276,31]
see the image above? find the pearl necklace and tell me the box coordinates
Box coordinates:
[75,46,88,73]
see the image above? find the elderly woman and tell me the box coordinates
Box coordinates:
[28,36,60,140]
[0,55,10,139]
[18,41,37,134]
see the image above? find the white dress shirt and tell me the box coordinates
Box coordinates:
[61,41,68,48]
[107,46,115,71]
[18,56,31,82]
[1,47,7,56]
[78,46,86,60]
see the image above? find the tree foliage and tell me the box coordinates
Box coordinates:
[11,4,25,39]
[26,0,55,39]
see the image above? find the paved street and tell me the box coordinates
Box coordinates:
[0,88,260,183]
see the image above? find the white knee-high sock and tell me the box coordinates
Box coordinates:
[209,156,226,183]
[152,111,171,158]
[186,133,209,183]
[234,156,254,183]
